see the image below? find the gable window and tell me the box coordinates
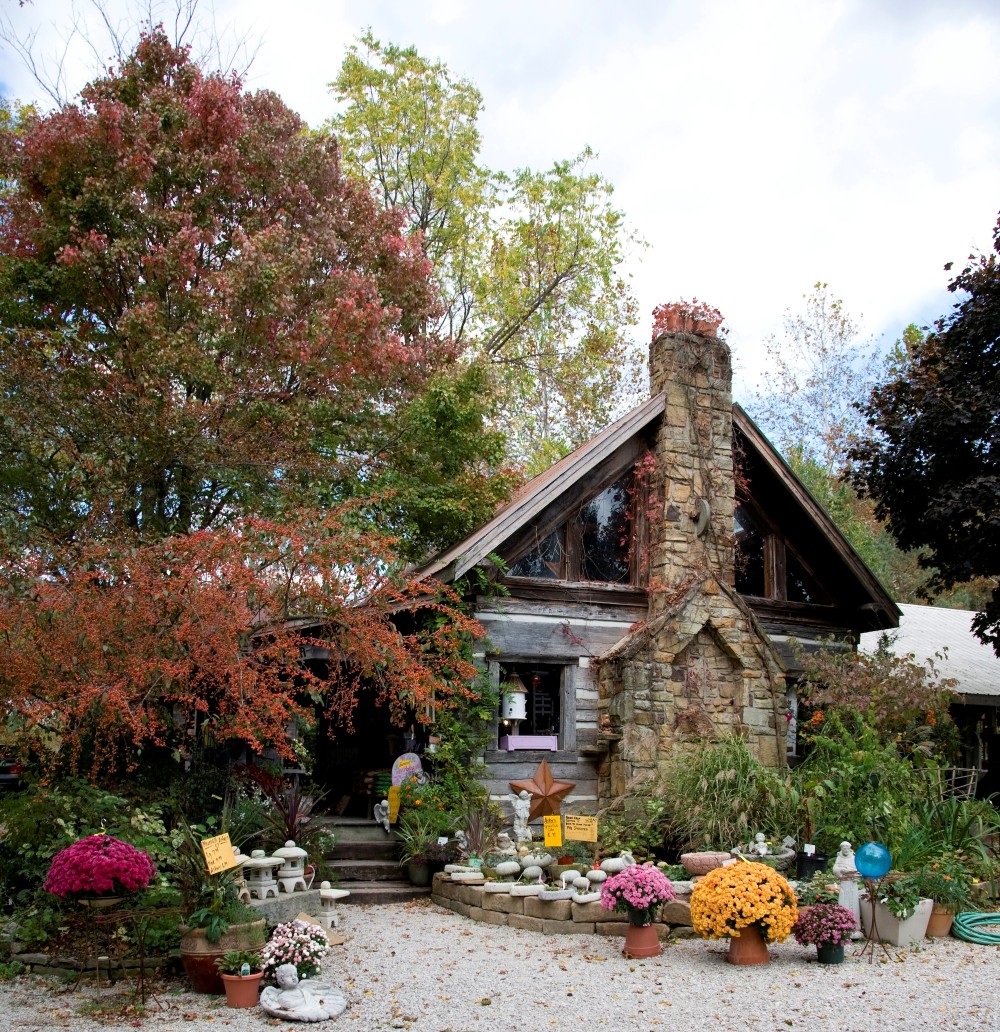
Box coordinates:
[508,474,635,584]
[735,501,829,604]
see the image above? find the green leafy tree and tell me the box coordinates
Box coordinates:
[852,217,1000,653]
[329,32,644,472]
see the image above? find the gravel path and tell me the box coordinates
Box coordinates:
[1,899,997,1031]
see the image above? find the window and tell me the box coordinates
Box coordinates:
[735,501,830,604]
[508,474,635,584]
[498,663,563,748]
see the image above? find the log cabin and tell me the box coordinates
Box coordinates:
[411,326,899,814]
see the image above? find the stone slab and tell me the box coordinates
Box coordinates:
[661,900,692,925]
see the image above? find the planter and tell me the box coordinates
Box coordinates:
[726,924,770,966]
[406,861,432,887]
[221,972,263,1009]
[499,735,558,751]
[623,922,661,959]
[816,942,845,965]
[795,852,829,880]
[179,919,267,995]
[859,897,933,947]
[680,851,732,876]
[77,895,124,909]
[925,903,956,938]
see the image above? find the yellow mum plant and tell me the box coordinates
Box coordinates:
[689,860,798,943]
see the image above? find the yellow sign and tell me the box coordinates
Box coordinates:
[543,815,563,848]
[388,785,401,824]
[201,833,238,875]
[564,814,598,843]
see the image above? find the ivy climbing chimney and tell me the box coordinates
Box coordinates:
[647,308,735,615]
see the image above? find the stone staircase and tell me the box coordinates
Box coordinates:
[324,816,431,905]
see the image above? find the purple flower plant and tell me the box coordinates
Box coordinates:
[600,863,676,925]
[44,834,156,898]
[792,902,858,948]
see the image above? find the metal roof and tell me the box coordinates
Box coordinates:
[860,604,1000,702]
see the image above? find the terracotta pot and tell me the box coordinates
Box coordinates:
[221,972,263,1008]
[680,851,732,876]
[726,924,770,966]
[623,922,661,959]
[925,903,956,938]
[179,919,267,995]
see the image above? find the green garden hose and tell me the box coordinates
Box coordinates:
[951,912,1000,945]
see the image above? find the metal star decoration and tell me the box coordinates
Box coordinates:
[509,760,575,822]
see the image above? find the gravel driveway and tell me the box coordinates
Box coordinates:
[1,899,997,1031]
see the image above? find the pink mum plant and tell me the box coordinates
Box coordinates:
[44,834,156,898]
[600,863,676,925]
[792,901,857,948]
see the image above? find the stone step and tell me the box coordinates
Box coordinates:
[339,880,431,905]
[328,858,405,882]
[326,816,396,844]
[330,839,399,863]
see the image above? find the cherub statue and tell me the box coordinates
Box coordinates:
[259,963,347,1022]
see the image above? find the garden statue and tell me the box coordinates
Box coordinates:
[751,833,769,857]
[832,840,862,936]
[373,799,390,834]
[455,829,468,855]
[495,832,517,856]
[511,790,533,843]
[259,963,347,1022]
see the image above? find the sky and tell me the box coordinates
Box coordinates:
[3,0,1000,400]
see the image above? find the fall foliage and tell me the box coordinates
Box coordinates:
[0,31,497,775]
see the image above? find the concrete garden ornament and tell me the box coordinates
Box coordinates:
[259,964,347,1022]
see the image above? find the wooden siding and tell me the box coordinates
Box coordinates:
[482,750,601,813]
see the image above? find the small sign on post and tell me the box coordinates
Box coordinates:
[388,785,401,824]
[564,814,598,843]
[543,815,563,848]
[201,833,238,875]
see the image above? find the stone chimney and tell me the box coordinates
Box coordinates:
[647,328,735,615]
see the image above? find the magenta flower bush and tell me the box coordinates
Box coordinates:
[792,902,858,948]
[44,834,156,898]
[600,863,676,925]
[260,919,330,981]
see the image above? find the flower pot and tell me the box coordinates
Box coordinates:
[816,942,845,965]
[179,919,267,995]
[680,851,732,876]
[623,922,661,959]
[925,903,956,938]
[726,924,770,966]
[795,852,829,880]
[406,861,432,887]
[221,972,263,1008]
[859,897,933,947]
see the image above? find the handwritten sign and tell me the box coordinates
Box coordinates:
[543,815,563,848]
[201,833,238,875]
[564,814,598,843]
[388,785,401,824]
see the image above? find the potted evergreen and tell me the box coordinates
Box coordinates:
[216,949,264,1008]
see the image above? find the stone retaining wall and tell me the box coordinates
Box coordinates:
[431,875,694,939]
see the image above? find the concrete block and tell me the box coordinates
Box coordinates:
[508,914,544,933]
[543,919,593,935]
[454,884,485,907]
[525,897,572,921]
[470,907,508,927]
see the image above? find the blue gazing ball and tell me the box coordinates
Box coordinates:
[855,841,892,879]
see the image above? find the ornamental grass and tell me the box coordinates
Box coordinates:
[689,859,797,943]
